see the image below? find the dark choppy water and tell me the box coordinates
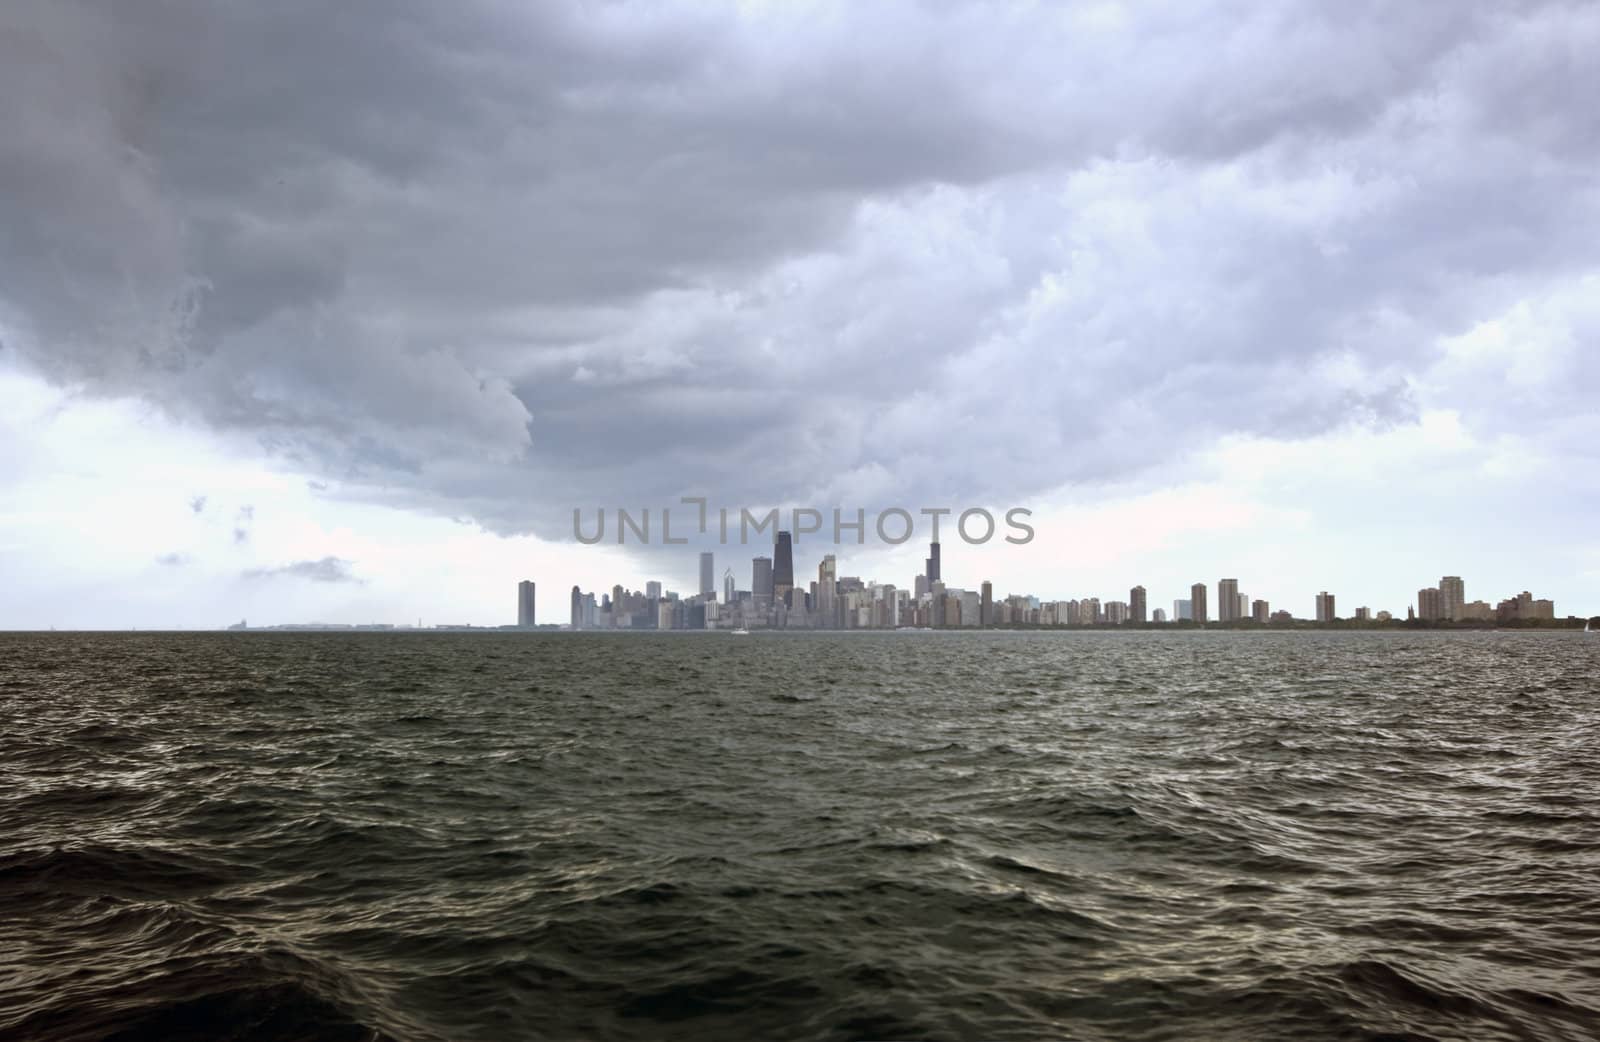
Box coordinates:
[2,631,1599,1042]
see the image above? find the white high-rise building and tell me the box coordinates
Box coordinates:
[816,555,838,626]
[1439,576,1464,622]
[1173,599,1193,621]
[517,580,537,628]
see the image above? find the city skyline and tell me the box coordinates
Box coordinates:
[548,535,1573,633]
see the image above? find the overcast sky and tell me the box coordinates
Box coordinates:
[2,0,1597,628]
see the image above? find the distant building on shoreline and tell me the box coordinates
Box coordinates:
[1417,586,1443,621]
[1218,579,1239,622]
[1497,591,1555,622]
[1440,576,1465,622]
[699,552,715,597]
[517,580,537,628]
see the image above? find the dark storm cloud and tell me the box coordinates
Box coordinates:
[2,1,1598,540]
[242,557,362,584]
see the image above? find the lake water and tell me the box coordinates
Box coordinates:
[2,630,1597,1041]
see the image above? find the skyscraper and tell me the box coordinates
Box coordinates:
[517,580,537,628]
[981,581,993,626]
[645,581,662,601]
[1190,582,1208,624]
[1418,587,1442,620]
[723,569,735,605]
[1252,598,1269,623]
[1174,599,1193,621]
[1129,585,1147,623]
[570,585,582,629]
[752,556,774,606]
[1439,576,1464,622]
[699,551,715,597]
[773,531,794,598]
[1316,591,1336,622]
[926,541,941,584]
[1218,579,1239,622]
[817,555,838,627]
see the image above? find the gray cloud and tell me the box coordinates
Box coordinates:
[155,552,188,567]
[242,557,362,584]
[188,496,206,514]
[2,0,1597,548]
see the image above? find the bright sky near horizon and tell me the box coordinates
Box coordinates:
[2,1,1597,627]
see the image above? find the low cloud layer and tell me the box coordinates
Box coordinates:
[3,1,1597,543]
[242,557,362,585]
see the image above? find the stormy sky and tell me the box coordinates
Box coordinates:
[2,0,1597,627]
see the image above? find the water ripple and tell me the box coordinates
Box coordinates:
[2,630,1597,1041]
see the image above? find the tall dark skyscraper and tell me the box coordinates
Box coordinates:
[1190,582,1208,624]
[925,541,941,584]
[773,531,794,596]
[980,580,993,626]
[1130,585,1147,623]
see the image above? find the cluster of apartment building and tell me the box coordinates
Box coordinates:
[1413,576,1555,623]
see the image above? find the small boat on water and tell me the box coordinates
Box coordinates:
[731,627,750,635]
